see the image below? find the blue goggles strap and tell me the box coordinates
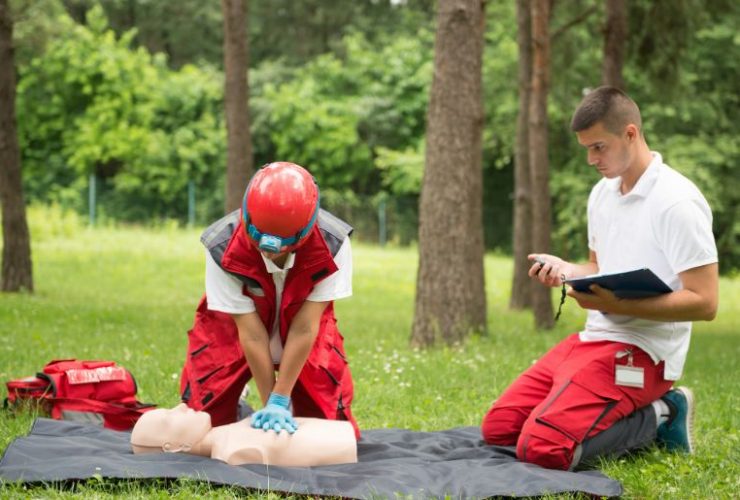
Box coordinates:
[242,190,321,252]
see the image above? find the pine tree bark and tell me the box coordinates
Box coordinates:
[528,0,553,328]
[602,0,627,90]
[411,0,486,347]
[222,0,254,213]
[468,1,487,335]
[510,0,534,310]
[0,0,33,293]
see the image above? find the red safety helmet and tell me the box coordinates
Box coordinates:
[241,162,320,253]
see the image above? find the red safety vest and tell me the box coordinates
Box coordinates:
[180,211,359,438]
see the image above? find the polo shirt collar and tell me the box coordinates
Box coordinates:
[261,252,296,274]
[609,152,662,199]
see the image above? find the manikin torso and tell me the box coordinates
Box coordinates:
[208,417,357,466]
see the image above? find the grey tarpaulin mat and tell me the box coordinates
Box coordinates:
[0,418,622,498]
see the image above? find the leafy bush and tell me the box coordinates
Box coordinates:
[16,6,225,224]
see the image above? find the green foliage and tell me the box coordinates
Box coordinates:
[260,74,374,190]
[57,0,223,69]
[249,0,436,66]
[246,29,434,247]
[250,29,434,195]
[375,142,425,195]
[16,6,225,223]
[1,222,739,497]
[110,63,226,222]
[9,0,67,65]
[10,0,739,269]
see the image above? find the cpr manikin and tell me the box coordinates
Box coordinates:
[130,404,357,467]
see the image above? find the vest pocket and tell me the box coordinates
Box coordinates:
[331,344,347,361]
[196,366,223,385]
[321,366,340,386]
[190,342,208,357]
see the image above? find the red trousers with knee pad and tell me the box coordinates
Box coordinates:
[481,334,672,470]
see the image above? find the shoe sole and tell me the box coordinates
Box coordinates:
[675,386,695,454]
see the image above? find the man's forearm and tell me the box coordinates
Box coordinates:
[236,330,274,405]
[272,325,318,396]
[571,262,719,322]
[611,288,717,322]
[566,261,599,279]
[238,332,275,404]
[232,313,276,405]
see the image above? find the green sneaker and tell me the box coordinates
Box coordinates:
[656,386,695,453]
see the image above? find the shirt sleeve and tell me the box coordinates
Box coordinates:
[657,198,718,274]
[306,237,353,302]
[204,250,256,315]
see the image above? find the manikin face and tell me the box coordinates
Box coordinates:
[575,121,635,179]
[131,403,212,452]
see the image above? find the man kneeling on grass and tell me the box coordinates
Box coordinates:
[481,86,718,470]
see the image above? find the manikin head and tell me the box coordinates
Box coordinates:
[570,86,647,180]
[241,162,320,260]
[130,403,212,454]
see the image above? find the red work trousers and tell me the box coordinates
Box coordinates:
[481,333,673,470]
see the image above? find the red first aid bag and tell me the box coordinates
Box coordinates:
[4,359,155,430]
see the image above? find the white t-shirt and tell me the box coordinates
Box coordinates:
[580,152,717,380]
[205,238,353,363]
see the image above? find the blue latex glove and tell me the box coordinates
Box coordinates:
[250,392,298,434]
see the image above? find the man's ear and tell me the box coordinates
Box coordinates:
[625,124,639,141]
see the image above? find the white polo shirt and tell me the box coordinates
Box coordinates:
[205,238,353,363]
[581,152,717,380]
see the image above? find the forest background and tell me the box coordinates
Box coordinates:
[9,0,738,272]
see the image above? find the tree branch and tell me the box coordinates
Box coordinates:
[550,5,598,41]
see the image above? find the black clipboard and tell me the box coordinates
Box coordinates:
[565,268,672,299]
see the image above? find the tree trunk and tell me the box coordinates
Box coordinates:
[411,0,486,347]
[510,0,534,310]
[602,0,627,89]
[528,0,553,328]
[467,1,487,335]
[222,0,254,213]
[0,0,33,292]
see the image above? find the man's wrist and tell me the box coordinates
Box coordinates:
[267,392,290,408]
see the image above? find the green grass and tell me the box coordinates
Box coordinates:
[1,221,738,498]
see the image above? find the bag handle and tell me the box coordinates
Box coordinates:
[51,397,156,414]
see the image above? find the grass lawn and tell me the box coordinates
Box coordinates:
[1,219,738,498]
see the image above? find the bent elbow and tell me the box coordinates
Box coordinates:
[704,308,717,321]
[702,301,718,321]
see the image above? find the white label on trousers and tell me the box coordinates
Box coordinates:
[615,365,645,388]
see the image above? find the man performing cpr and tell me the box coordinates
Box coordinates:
[179,162,359,438]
